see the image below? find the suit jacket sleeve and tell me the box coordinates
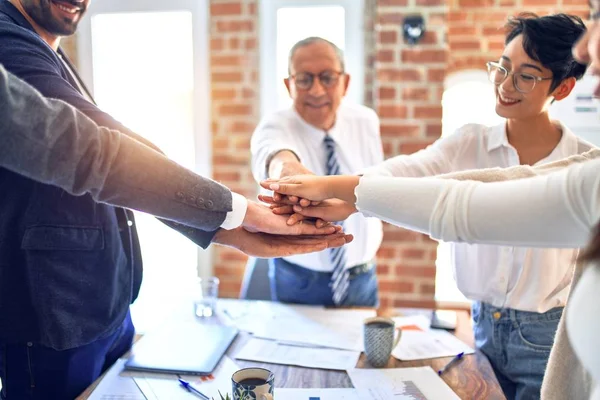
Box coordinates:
[0,65,234,241]
[0,21,225,247]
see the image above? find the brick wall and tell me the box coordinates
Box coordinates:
[209,0,261,296]
[65,0,589,302]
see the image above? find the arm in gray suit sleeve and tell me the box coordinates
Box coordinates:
[0,65,232,242]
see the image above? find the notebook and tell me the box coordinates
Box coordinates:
[124,322,238,375]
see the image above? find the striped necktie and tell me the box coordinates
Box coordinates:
[324,135,349,305]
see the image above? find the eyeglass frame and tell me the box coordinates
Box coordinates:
[485,61,553,94]
[288,70,346,90]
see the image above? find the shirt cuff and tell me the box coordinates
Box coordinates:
[220,192,248,230]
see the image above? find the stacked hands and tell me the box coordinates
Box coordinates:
[258,174,362,228]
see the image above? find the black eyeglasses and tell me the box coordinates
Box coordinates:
[289,70,344,90]
[486,61,553,94]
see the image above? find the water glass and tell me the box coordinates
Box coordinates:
[194,277,219,318]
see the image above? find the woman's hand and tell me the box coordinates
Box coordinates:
[260,175,335,202]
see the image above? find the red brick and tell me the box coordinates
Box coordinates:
[420,283,437,295]
[377,13,404,25]
[523,0,559,5]
[216,20,254,33]
[378,68,424,82]
[247,2,257,15]
[419,31,439,45]
[378,86,396,99]
[416,0,445,5]
[379,30,398,44]
[426,123,442,138]
[401,248,426,260]
[245,38,257,50]
[448,26,477,36]
[212,88,236,100]
[220,249,248,262]
[379,0,409,5]
[401,49,447,63]
[448,11,469,23]
[450,39,482,51]
[427,68,446,82]
[482,26,503,36]
[211,55,245,67]
[498,0,517,6]
[377,50,395,63]
[379,105,409,118]
[211,71,243,83]
[379,280,414,293]
[211,38,225,51]
[377,247,396,259]
[402,87,429,101]
[458,0,493,6]
[242,88,255,99]
[400,140,435,154]
[377,264,391,275]
[214,154,250,166]
[380,123,421,137]
[210,2,242,16]
[379,297,392,308]
[392,298,437,308]
[383,229,421,242]
[219,103,252,115]
[395,266,437,278]
[230,121,254,134]
[414,106,443,119]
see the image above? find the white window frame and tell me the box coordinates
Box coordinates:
[259,0,365,116]
[76,0,213,278]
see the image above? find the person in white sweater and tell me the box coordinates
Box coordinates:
[260,7,600,400]
[262,13,591,400]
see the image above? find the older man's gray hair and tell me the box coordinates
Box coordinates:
[287,37,345,74]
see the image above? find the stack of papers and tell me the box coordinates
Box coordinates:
[219,300,374,371]
[347,366,461,400]
[391,316,474,361]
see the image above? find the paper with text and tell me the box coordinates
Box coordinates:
[234,337,360,371]
[275,388,394,399]
[88,359,146,400]
[392,329,474,361]
[347,366,460,400]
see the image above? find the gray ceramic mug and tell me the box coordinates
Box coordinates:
[363,317,402,367]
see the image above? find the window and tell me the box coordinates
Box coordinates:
[259,0,365,116]
[437,70,503,304]
[77,0,210,332]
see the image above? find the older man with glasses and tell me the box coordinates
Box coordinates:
[250,36,384,307]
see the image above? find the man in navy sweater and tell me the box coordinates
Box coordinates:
[0,1,342,398]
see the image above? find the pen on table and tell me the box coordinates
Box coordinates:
[437,352,465,376]
[178,378,210,399]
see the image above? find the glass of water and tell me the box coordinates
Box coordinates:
[194,277,220,318]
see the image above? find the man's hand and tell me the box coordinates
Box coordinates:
[258,195,348,226]
[242,200,341,235]
[213,228,354,258]
[268,152,316,206]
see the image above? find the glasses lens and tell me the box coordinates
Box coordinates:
[514,73,537,93]
[487,64,506,85]
[294,73,313,90]
[318,72,340,88]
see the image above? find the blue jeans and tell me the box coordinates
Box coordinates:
[268,257,379,307]
[0,311,135,400]
[472,302,563,400]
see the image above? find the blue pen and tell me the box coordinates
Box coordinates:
[178,378,210,399]
[437,352,465,376]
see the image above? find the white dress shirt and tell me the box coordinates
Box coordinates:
[251,103,384,271]
[354,157,600,399]
[363,122,594,312]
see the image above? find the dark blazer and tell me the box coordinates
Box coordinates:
[0,0,229,350]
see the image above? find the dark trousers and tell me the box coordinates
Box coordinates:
[0,311,135,400]
[269,257,379,307]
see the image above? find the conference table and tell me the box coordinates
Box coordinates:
[78,305,505,400]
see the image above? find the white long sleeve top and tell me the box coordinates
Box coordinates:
[355,157,600,399]
[363,122,593,312]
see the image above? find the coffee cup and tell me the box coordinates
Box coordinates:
[231,367,274,400]
[363,316,402,367]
